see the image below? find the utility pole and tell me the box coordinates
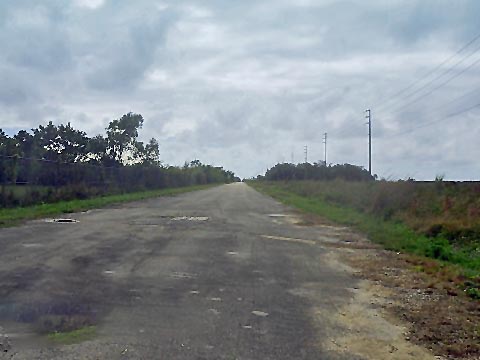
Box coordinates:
[304,145,308,163]
[291,151,294,164]
[366,109,372,175]
[323,132,327,166]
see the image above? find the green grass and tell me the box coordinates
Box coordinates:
[0,184,218,227]
[250,181,480,279]
[2,185,51,197]
[47,326,96,344]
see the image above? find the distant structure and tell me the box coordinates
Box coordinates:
[366,109,372,175]
[323,132,327,166]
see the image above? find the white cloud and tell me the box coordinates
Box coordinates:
[73,0,105,10]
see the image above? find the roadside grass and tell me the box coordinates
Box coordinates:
[250,181,480,298]
[0,184,218,227]
[2,185,51,198]
[47,326,96,345]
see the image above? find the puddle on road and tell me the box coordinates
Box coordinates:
[268,214,288,217]
[0,300,98,335]
[0,265,120,345]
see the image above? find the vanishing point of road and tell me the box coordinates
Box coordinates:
[0,183,430,359]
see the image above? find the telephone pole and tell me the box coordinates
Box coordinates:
[304,145,308,163]
[366,109,372,175]
[323,132,327,166]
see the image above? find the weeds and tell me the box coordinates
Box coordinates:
[47,326,96,345]
[0,184,217,227]
[250,181,480,299]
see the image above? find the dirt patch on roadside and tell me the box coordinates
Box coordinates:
[320,277,436,359]
[336,248,480,359]
[286,263,433,359]
[298,212,480,359]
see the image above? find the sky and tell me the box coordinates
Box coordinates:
[1,0,480,180]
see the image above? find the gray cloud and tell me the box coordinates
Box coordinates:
[0,0,479,179]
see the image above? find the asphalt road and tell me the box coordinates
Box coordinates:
[0,183,363,359]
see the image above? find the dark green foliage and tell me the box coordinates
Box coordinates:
[0,114,237,207]
[264,162,374,182]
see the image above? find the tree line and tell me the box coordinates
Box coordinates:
[0,113,238,207]
[261,162,374,181]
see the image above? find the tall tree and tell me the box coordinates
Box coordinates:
[86,135,108,164]
[137,138,160,166]
[14,130,36,158]
[32,122,88,162]
[56,123,89,163]
[105,112,144,165]
[33,121,60,161]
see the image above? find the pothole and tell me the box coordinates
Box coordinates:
[46,218,78,224]
[0,300,98,334]
[252,310,269,317]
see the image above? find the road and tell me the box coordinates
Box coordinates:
[0,183,431,359]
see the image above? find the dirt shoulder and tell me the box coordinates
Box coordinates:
[294,212,480,359]
[339,247,480,359]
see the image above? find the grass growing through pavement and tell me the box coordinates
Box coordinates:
[47,326,96,345]
[0,184,217,227]
[250,181,480,297]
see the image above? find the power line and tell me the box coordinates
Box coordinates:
[331,48,480,141]
[383,101,480,138]
[387,55,480,116]
[376,85,480,138]
[376,32,480,111]
[427,86,480,115]
[323,85,480,143]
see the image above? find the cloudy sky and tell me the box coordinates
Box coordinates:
[1,0,480,180]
